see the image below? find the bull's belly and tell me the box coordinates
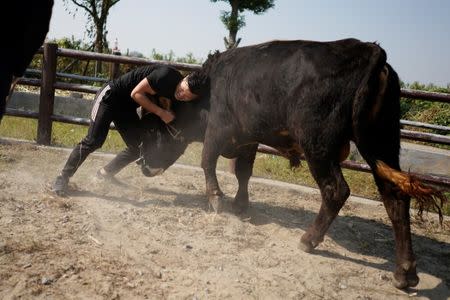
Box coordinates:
[226,133,305,164]
[229,134,350,165]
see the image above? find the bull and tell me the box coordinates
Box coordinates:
[139,38,446,289]
[0,0,54,122]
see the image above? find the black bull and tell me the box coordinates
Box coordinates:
[0,0,54,122]
[139,39,446,289]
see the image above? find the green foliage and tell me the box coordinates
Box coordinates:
[30,36,86,69]
[401,82,450,118]
[149,49,202,65]
[54,36,89,51]
[150,49,176,62]
[210,0,275,13]
[400,82,450,142]
[210,0,275,49]
[127,50,145,58]
[220,11,246,33]
[62,0,120,53]
[176,53,202,64]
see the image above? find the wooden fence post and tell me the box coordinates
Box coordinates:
[37,42,57,145]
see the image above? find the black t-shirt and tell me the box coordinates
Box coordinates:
[108,65,183,109]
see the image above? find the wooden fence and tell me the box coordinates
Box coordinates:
[4,43,450,188]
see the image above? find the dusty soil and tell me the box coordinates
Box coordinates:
[0,141,449,300]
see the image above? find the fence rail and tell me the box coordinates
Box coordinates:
[256,145,450,187]
[26,68,109,83]
[4,43,450,189]
[55,47,201,72]
[401,89,450,104]
[400,120,450,132]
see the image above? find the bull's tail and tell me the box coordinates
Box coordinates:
[375,161,446,223]
[351,43,447,223]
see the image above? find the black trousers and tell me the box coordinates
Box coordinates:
[60,85,142,178]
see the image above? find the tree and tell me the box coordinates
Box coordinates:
[63,0,120,74]
[211,0,275,49]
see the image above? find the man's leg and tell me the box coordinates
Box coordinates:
[100,111,142,176]
[53,101,113,195]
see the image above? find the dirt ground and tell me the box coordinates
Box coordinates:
[0,141,449,300]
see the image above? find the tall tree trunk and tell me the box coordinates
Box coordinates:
[65,0,121,74]
[94,23,104,75]
[228,1,238,48]
[225,0,240,49]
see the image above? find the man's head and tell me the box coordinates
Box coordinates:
[175,70,208,101]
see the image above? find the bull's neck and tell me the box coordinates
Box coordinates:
[191,109,208,143]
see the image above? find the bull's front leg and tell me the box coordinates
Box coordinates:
[232,145,258,213]
[201,127,228,213]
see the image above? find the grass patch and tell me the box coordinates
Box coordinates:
[0,116,125,153]
[0,116,38,141]
[252,154,380,199]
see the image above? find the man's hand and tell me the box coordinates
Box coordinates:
[159,109,175,124]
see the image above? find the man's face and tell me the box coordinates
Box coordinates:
[175,77,197,101]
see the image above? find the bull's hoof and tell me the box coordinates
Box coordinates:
[141,165,164,177]
[407,275,420,288]
[232,200,249,214]
[208,195,223,213]
[393,275,419,289]
[299,239,315,253]
[299,234,320,253]
[393,262,419,289]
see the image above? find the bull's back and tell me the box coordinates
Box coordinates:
[208,38,384,133]
[210,38,378,89]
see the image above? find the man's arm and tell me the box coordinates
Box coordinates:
[131,78,174,123]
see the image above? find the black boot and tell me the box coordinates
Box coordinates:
[53,175,69,196]
[96,168,123,186]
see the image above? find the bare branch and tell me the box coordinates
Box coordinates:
[70,0,94,16]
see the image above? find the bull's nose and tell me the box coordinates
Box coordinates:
[141,165,165,177]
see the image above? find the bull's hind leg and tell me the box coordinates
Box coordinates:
[232,145,258,213]
[356,133,418,287]
[300,159,350,252]
[376,178,418,289]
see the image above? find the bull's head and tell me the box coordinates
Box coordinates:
[138,114,189,177]
[138,101,207,177]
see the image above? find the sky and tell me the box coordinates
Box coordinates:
[48,0,450,87]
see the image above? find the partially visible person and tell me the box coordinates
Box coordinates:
[52,65,204,196]
[0,0,54,123]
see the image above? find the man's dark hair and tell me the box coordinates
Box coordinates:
[187,70,209,96]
